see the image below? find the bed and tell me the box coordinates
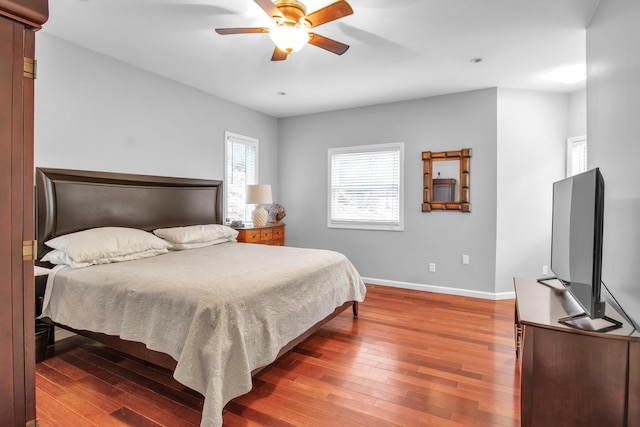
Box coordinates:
[35,167,366,427]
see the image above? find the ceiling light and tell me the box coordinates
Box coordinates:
[269,24,310,53]
[543,64,586,84]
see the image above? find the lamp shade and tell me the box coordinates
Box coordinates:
[246,184,273,205]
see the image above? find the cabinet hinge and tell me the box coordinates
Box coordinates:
[23,57,37,79]
[23,240,37,261]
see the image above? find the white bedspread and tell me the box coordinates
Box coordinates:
[40,242,366,426]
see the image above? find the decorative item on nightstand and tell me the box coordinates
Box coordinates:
[268,203,286,223]
[246,184,272,227]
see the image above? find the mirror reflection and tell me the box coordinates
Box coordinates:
[432,160,459,202]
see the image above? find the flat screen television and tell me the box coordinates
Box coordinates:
[544,168,621,330]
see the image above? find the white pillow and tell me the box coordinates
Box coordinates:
[153,224,238,244]
[166,238,235,251]
[42,247,168,268]
[44,227,170,266]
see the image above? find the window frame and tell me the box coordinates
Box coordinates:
[327,142,404,231]
[224,131,258,223]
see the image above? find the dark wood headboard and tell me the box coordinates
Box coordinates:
[35,168,223,262]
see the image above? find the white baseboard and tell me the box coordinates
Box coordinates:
[361,277,515,300]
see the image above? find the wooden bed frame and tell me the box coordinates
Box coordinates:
[35,167,357,374]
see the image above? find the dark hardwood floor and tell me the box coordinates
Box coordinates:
[35,285,521,426]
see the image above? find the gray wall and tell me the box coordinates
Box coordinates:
[279,89,501,297]
[35,33,279,190]
[495,89,569,294]
[568,88,587,138]
[280,88,578,298]
[587,0,640,328]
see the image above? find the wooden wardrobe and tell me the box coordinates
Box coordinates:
[0,1,48,426]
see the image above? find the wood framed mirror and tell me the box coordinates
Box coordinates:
[422,148,471,212]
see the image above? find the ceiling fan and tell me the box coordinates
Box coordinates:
[215,0,353,61]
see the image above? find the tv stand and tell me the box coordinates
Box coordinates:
[534,276,623,332]
[557,312,623,333]
[514,277,640,427]
[536,276,561,285]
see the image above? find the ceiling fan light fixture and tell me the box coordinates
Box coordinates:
[269,24,310,53]
[216,0,353,61]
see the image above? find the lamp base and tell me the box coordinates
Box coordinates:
[252,206,268,227]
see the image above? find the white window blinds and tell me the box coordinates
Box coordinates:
[225,132,257,222]
[328,143,404,231]
[567,136,587,177]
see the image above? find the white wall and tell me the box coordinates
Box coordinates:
[495,89,569,294]
[587,0,640,328]
[35,34,279,190]
[279,89,500,297]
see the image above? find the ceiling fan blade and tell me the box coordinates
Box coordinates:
[308,33,349,55]
[304,0,353,28]
[271,47,289,61]
[215,27,269,35]
[254,0,284,20]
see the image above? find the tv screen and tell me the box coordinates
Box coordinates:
[550,168,605,319]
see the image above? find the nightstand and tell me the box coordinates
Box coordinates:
[35,266,54,359]
[234,224,285,246]
[35,266,51,318]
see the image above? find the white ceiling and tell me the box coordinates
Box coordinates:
[41,0,600,118]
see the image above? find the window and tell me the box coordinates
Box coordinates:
[567,136,587,177]
[225,132,258,223]
[328,142,404,231]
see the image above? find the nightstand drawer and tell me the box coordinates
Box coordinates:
[244,230,262,242]
[260,229,273,240]
[273,227,284,239]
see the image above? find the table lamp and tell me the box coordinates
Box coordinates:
[246,184,272,227]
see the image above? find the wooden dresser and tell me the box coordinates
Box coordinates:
[514,277,640,427]
[234,224,285,246]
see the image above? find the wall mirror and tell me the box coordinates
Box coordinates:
[422,148,471,212]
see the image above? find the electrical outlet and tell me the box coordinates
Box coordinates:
[429,263,436,273]
[462,254,469,265]
[542,265,549,275]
